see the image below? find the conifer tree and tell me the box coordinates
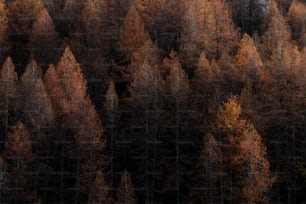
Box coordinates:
[210,96,275,203]
[201,0,239,60]
[116,170,137,204]
[287,0,306,49]
[235,33,263,82]
[4,122,34,202]
[0,0,8,57]
[31,8,60,69]
[261,0,291,59]
[44,64,69,120]
[0,57,18,130]
[118,5,151,62]
[87,170,111,204]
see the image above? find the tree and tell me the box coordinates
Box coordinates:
[26,78,54,134]
[261,0,291,59]
[235,33,263,82]
[211,96,275,203]
[197,133,222,203]
[87,170,112,204]
[179,0,204,69]
[0,57,18,131]
[4,122,34,202]
[201,0,239,60]
[44,64,69,120]
[116,170,137,204]
[0,0,8,58]
[7,0,44,69]
[30,8,60,69]
[118,5,151,62]
[287,0,306,49]
[233,122,275,203]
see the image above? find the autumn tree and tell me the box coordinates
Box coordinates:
[87,170,112,204]
[44,64,69,121]
[7,0,44,69]
[201,0,239,60]
[118,5,151,62]
[0,57,18,134]
[179,0,204,68]
[235,33,263,84]
[30,8,60,69]
[287,0,306,49]
[116,170,137,204]
[196,133,222,203]
[210,96,274,203]
[0,0,8,60]
[56,47,107,199]
[4,122,34,203]
[261,0,291,59]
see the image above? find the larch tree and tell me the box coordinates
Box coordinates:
[233,122,275,203]
[87,170,112,204]
[116,170,137,204]
[7,0,44,68]
[44,64,69,121]
[165,51,190,108]
[261,0,291,59]
[201,0,239,60]
[26,78,54,135]
[30,8,60,69]
[4,122,34,203]
[211,96,275,203]
[179,0,204,68]
[0,0,8,57]
[235,33,263,83]
[118,4,151,62]
[0,57,18,130]
[197,133,222,203]
[56,47,107,197]
[287,0,306,49]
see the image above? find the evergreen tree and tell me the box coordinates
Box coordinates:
[116,170,137,204]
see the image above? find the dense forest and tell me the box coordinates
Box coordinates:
[0,0,305,203]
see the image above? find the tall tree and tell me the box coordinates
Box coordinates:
[7,0,44,71]
[287,0,306,49]
[201,0,239,60]
[118,5,151,62]
[235,33,263,83]
[0,0,8,61]
[30,8,60,70]
[0,57,18,135]
[211,96,275,203]
[4,122,34,203]
[116,170,137,204]
[261,0,291,59]
[87,170,112,204]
